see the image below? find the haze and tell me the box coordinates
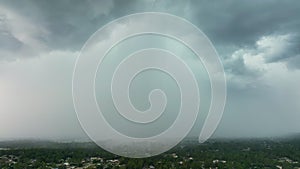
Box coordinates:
[0,0,300,141]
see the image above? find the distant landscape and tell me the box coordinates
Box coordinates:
[1,136,300,169]
[1,0,300,169]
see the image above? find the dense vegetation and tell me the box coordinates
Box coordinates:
[1,138,300,169]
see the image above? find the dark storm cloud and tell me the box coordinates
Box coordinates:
[0,0,299,75]
[0,32,22,51]
[1,0,299,58]
[287,55,300,70]
[0,13,21,52]
[0,33,23,61]
[0,0,191,51]
[184,1,300,72]
[0,0,114,51]
[188,0,300,49]
[1,0,300,140]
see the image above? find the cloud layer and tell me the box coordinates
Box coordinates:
[0,0,300,140]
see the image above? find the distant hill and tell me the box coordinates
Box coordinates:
[1,134,300,149]
[0,140,98,149]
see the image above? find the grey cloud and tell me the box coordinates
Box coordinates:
[176,0,300,61]
[1,0,300,57]
[222,32,300,86]
[0,32,22,51]
[224,52,262,78]
[0,15,22,52]
[0,0,115,52]
[0,33,23,61]
[0,4,49,61]
[262,34,300,63]
[1,0,300,140]
[287,55,300,70]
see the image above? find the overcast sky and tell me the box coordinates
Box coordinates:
[0,0,300,141]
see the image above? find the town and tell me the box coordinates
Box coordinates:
[1,138,300,169]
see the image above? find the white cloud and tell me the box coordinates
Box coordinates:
[225,34,299,89]
[256,34,297,62]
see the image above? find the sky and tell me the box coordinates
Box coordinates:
[0,0,300,141]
